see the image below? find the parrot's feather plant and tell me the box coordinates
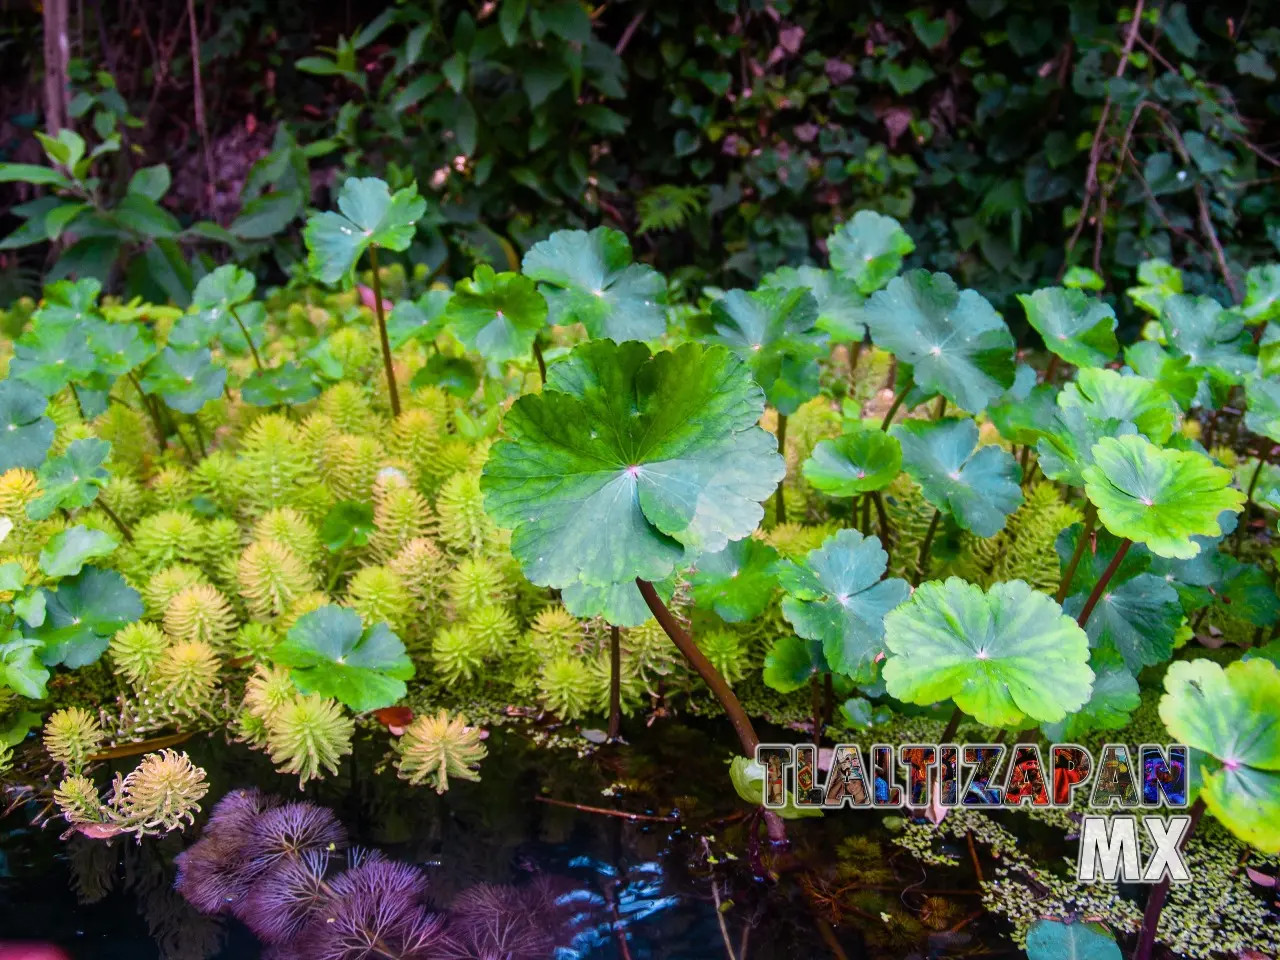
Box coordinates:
[2,189,1280,959]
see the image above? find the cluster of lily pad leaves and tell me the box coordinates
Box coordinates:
[2,176,1280,954]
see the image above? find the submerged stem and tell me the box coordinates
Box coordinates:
[1133,797,1205,960]
[367,245,401,417]
[608,625,622,741]
[636,578,759,756]
[1075,538,1131,628]
[1056,502,1097,604]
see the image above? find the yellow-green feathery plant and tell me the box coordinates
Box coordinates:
[44,708,104,776]
[394,709,487,793]
[264,693,354,787]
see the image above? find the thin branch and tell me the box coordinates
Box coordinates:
[614,7,646,55]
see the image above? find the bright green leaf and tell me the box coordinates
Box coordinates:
[38,526,118,579]
[709,287,824,415]
[827,210,915,295]
[1018,287,1118,368]
[803,428,903,496]
[273,605,414,712]
[689,538,780,623]
[446,265,547,363]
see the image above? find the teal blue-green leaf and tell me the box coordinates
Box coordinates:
[272,605,414,712]
[1035,402,1137,488]
[38,526,118,579]
[387,289,451,348]
[865,270,1015,414]
[1,635,50,699]
[892,418,1022,537]
[33,278,102,327]
[191,263,255,310]
[1058,367,1178,444]
[779,530,910,680]
[882,578,1094,726]
[1019,287,1118,368]
[560,576,676,628]
[320,501,375,552]
[86,321,154,377]
[1041,649,1141,741]
[521,227,665,341]
[33,567,142,668]
[763,634,827,693]
[1161,294,1256,383]
[802,427,902,496]
[140,347,226,414]
[827,210,914,295]
[305,177,426,284]
[482,341,783,588]
[409,354,478,398]
[709,286,824,415]
[27,438,111,520]
[761,265,866,343]
[1025,919,1122,960]
[1246,377,1280,445]
[987,381,1057,447]
[689,538,780,623]
[446,265,547,363]
[0,380,54,472]
[9,322,97,395]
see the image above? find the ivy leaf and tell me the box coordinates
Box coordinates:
[140,347,227,414]
[1018,287,1118,368]
[1058,368,1178,444]
[9,322,97,395]
[827,210,915,295]
[27,438,111,521]
[1243,263,1280,325]
[409,354,478,398]
[1083,435,1245,559]
[1025,920,1122,960]
[1160,294,1257,384]
[38,526,118,579]
[1245,377,1280,445]
[445,265,547,363]
[1159,658,1280,852]
[0,635,50,699]
[241,362,320,407]
[1041,649,1141,742]
[304,177,426,284]
[892,418,1023,537]
[761,265,866,342]
[763,634,827,693]
[482,340,784,588]
[521,227,665,341]
[1126,259,1183,317]
[387,289,451,348]
[882,578,1094,726]
[320,501,375,552]
[273,605,413,712]
[191,263,255,310]
[689,539,780,623]
[708,287,825,414]
[1057,526,1180,671]
[865,270,1015,414]
[33,567,143,668]
[86,321,154,378]
[1124,341,1199,410]
[0,380,54,472]
[803,427,902,496]
[560,576,676,629]
[779,530,910,680]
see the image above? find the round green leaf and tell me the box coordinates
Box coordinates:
[33,278,103,327]
[560,576,676,628]
[1,635,51,699]
[1159,658,1280,852]
[1058,368,1178,444]
[1041,649,1141,742]
[521,227,665,341]
[140,347,227,414]
[709,287,824,415]
[38,526,118,579]
[241,362,320,407]
[409,354,478,398]
[482,340,784,588]
[272,605,415,712]
[1160,294,1257,383]
[761,265,866,342]
[1018,287,1118,368]
[1244,263,1280,325]
[1245,377,1280,445]
[763,634,827,693]
[882,578,1094,726]
[728,755,823,819]
[27,438,111,521]
[0,380,54,472]
[1035,403,1137,488]
[9,322,97,395]
[689,538,780,623]
[827,210,914,295]
[892,418,1023,537]
[446,265,547,363]
[1025,920,1122,960]
[305,177,426,284]
[33,567,142,668]
[779,530,910,680]
[1083,435,1245,559]
[387,289,451,348]
[803,428,902,496]
[86,321,155,378]
[191,263,255,310]
[1126,259,1183,318]
[320,501,375,552]
[865,270,1015,414]
[1123,341,1199,411]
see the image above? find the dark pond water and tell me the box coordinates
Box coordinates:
[0,718,1004,960]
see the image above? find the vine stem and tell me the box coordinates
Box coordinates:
[1043,354,1060,384]
[608,625,622,741]
[68,382,85,420]
[1133,797,1205,960]
[189,414,208,459]
[913,509,942,586]
[96,498,133,542]
[774,413,788,525]
[1075,538,1131,628]
[636,578,759,756]
[532,337,547,385]
[940,706,963,744]
[872,490,891,553]
[934,396,946,419]
[128,372,167,449]
[366,245,401,417]
[880,382,912,431]
[228,304,264,372]
[1232,457,1266,552]
[1056,502,1097,603]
